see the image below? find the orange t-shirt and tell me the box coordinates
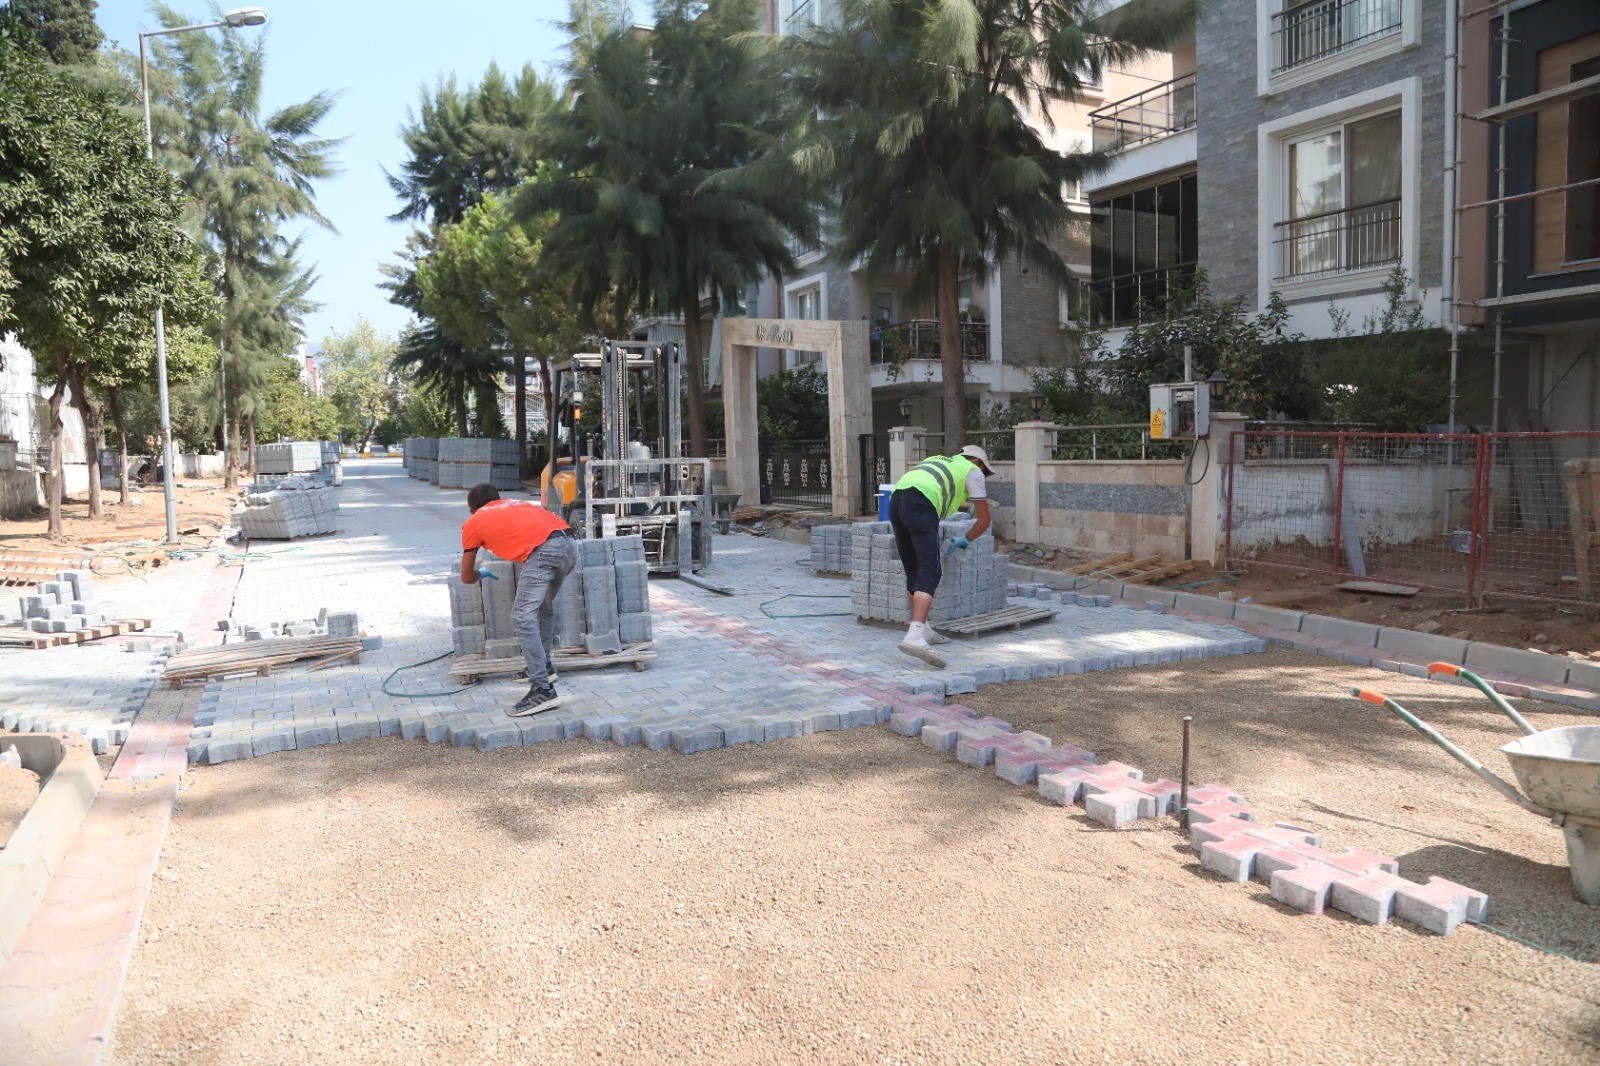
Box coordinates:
[460,499,570,562]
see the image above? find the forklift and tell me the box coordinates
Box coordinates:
[540,339,736,592]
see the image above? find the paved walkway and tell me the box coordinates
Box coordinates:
[187,459,1266,762]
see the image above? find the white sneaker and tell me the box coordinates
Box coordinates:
[924,627,951,645]
[897,639,946,669]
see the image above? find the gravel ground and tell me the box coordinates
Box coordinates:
[108,652,1600,1066]
[0,762,39,846]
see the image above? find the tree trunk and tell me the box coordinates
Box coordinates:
[245,415,256,476]
[540,357,554,476]
[108,390,130,506]
[224,411,239,489]
[936,248,966,454]
[46,354,67,538]
[683,297,709,459]
[454,380,468,438]
[68,366,104,519]
[514,355,528,475]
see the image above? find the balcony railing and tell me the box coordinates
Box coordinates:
[870,319,990,364]
[1089,73,1196,151]
[1086,263,1197,327]
[1272,0,1402,74]
[1273,198,1401,282]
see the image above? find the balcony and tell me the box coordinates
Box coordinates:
[1273,199,1401,282]
[1087,263,1196,328]
[1272,0,1401,75]
[870,319,990,365]
[1089,73,1196,151]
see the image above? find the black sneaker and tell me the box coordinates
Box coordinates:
[510,682,564,717]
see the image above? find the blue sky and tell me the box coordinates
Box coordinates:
[98,0,571,351]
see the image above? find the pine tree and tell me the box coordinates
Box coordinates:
[5,0,103,65]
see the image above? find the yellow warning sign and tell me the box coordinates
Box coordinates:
[1149,408,1166,440]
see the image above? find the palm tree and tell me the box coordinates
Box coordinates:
[518,0,818,457]
[785,0,1187,450]
[139,2,342,484]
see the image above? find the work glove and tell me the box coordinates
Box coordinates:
[476,568,500,581]
[946,535,969,555]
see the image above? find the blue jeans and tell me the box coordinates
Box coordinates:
[513,535,578,682]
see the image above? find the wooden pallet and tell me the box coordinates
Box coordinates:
[1063,551,1195,586]
[0,618,152,649]
[0,548,97,586]
[937,604,1058,636]
[161,635,364,687]
[449,642,656,682]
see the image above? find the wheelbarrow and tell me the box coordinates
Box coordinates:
[1354,661,1600,906]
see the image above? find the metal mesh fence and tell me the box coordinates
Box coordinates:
[1225,430,1600,609]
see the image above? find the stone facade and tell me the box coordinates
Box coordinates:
[1196,0,1447,308]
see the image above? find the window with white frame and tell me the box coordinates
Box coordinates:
[1275,110,1401,281]
[1257,0,1414,95]
[788,282,823,365]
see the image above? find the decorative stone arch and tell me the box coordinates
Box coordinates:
[720,318,870,518]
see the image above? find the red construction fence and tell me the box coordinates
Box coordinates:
[1224,430,1600,608]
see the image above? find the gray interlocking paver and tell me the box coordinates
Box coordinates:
[28,461,1269,765]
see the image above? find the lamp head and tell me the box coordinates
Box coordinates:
[223,7,268,27]
[1028,392,1044,418]
[898,398,912,423]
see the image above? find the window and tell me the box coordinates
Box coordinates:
[788,283,823,366]
[1566,56,1600,264]
[1277,111,1401,280]
[1274,0,1401,74]
[1087,173,1198,325]
[783,0,816,34]
[1257,0,1415,97]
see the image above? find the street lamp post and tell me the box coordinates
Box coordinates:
[138,7,268,545]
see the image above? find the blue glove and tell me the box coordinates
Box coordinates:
[946,535,970,555]
[476,568,500,581]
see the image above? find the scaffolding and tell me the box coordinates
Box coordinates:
[1450,0,1600,433]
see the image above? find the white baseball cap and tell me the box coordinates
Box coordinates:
[960,444,994,473]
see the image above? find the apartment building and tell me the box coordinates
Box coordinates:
[741,0,1177,436]
[1458,0,1600,432]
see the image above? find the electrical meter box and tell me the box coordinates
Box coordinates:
[1148,381,1210,441]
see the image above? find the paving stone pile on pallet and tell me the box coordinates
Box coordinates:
[237,484,339,539]
[402,437,438,482]
[424,437,521,491]
[14,570,107,633]
[849,519,1005,624]
[810,525,851,575]
[449,533,652,661]
[889,701,1489,935]
[253,441,323,475]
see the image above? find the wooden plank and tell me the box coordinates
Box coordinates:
[1063,551,1133,575]
[1338,580,1420,596]
[1124,560,1197,585]
[1095,554,1163,578]
[939,605,1057,636]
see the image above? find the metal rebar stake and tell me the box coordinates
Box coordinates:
[1179,715,1193,826]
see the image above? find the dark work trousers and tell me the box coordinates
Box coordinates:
[888,488,942,597]
[512,533,578,681]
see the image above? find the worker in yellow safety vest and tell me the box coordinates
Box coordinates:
[888,444,995,668]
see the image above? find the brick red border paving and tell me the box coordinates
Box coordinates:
[0,562,241,1066]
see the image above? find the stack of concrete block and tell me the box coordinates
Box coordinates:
[850,518,1005,625]
[436,438,520,491]
[229,608,363,643]
[238,484,339,539]
[321,441,344,486]
[16,570,107,633]
[450,534,653,663]
[254,441,323,475]
[810,525,852,575]
[489,437,521,491]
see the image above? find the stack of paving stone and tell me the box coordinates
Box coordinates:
[15,570,107,633]
[850,518,1006,625]
[321,441,344,486]
[809,525,852,575]
[237,483,339,539]
[254,441,323,475]
[403,437,439,483]
[450,534,653,661]
[436,437,521,491]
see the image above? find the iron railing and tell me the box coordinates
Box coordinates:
[871,319,991,364]
[1272,0,1402,74]
[1087,263,1197,327]
[1273,198,1401,282]
[1050,423,1186,462]
[1089,73,1197,151]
